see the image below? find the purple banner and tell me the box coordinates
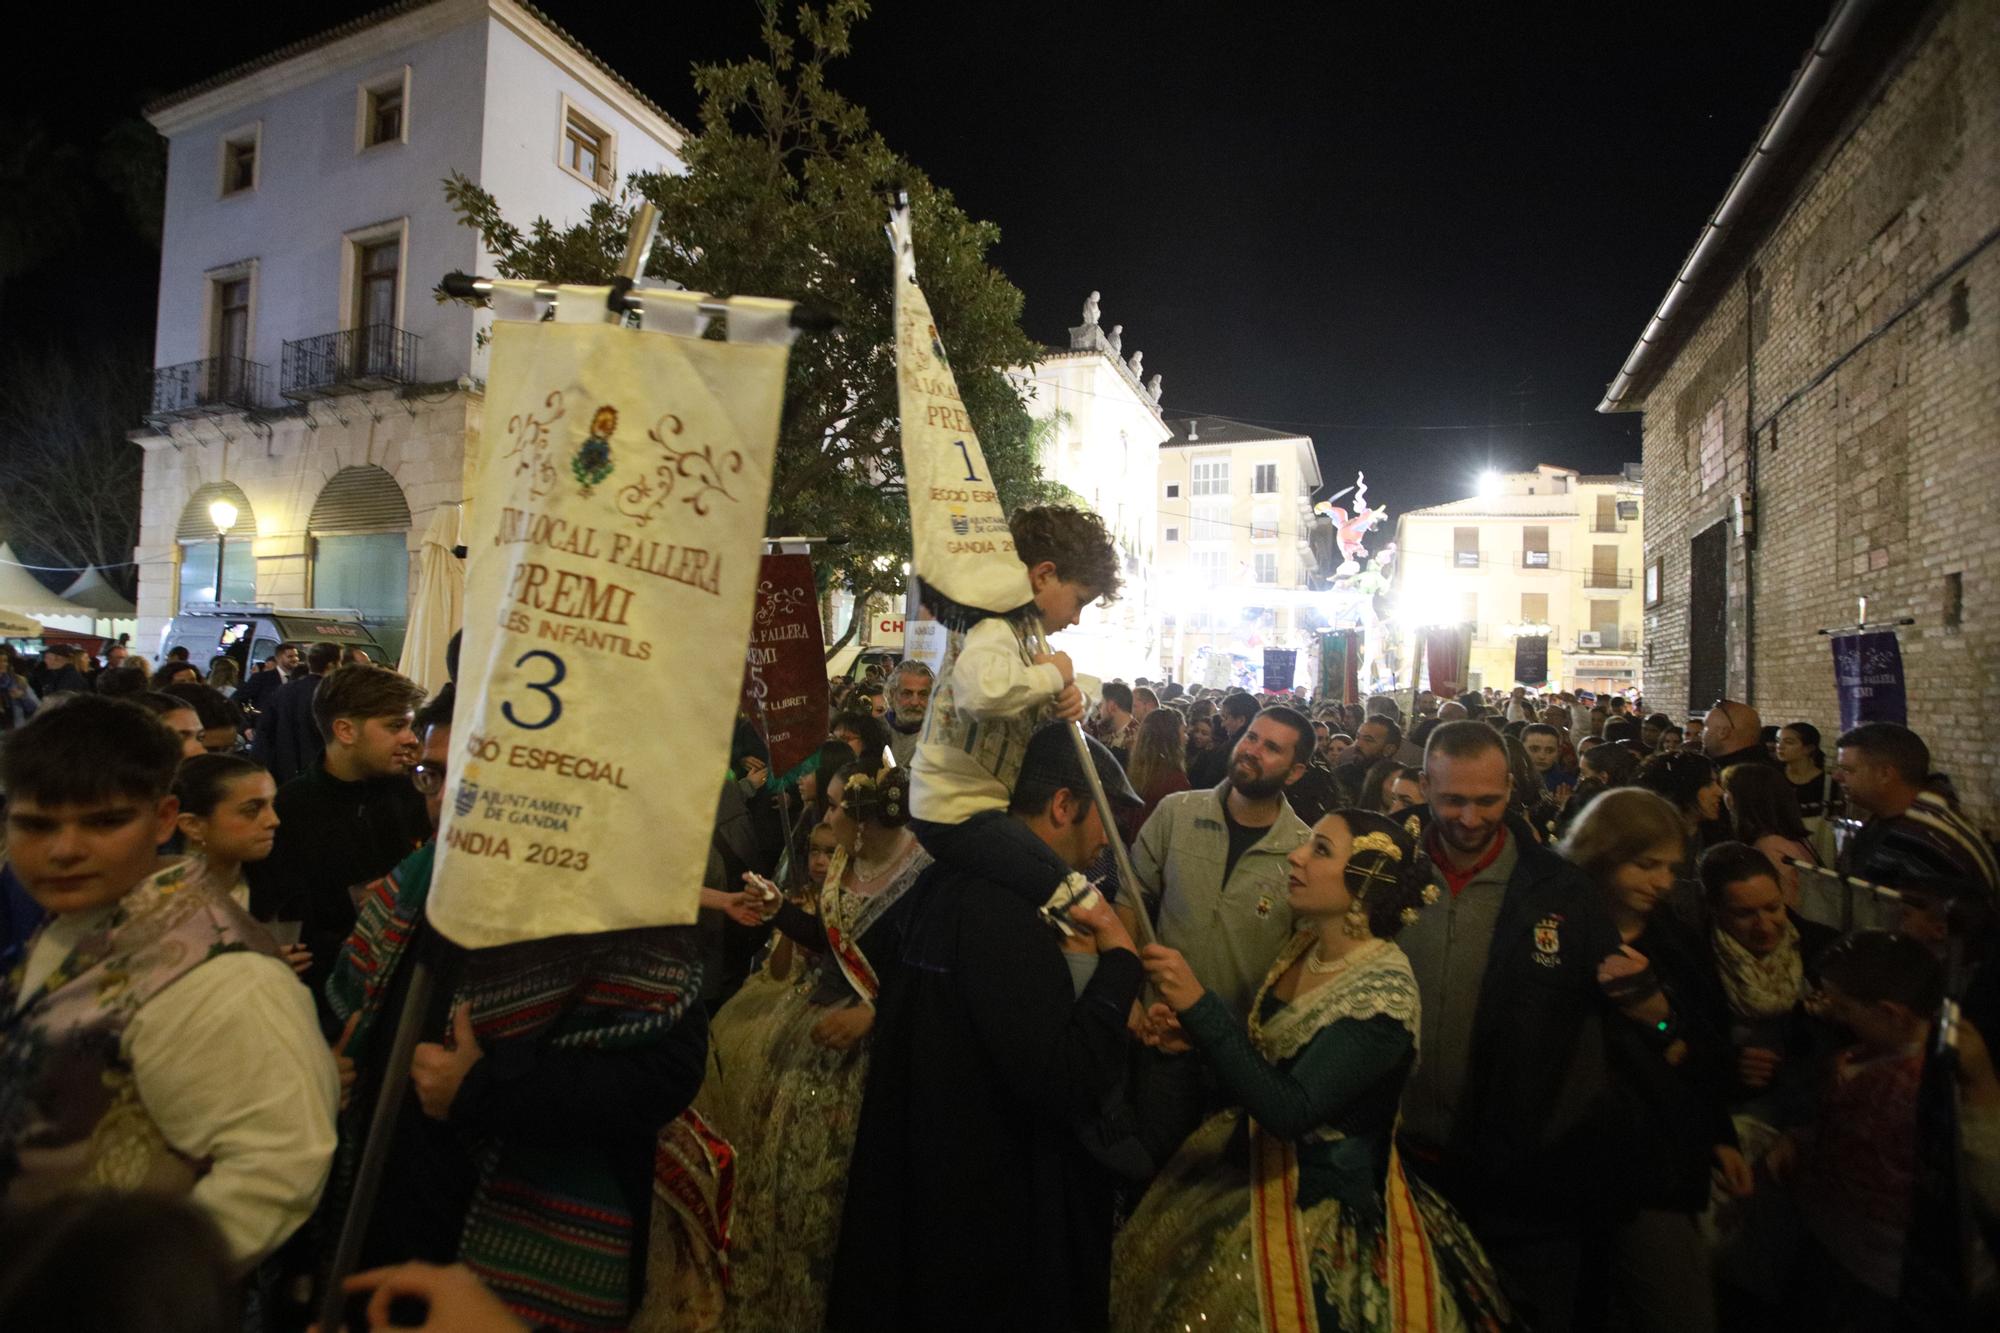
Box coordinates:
[1831,631,1907,732]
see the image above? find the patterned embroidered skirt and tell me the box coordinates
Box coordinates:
[1111,1112,1523,1332]
[677,963,872,1333]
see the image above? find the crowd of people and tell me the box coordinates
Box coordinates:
[2,510,1998,1331]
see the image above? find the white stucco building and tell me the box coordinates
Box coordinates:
[133,0,688,654]
[1009,296,1172,682]
[1392,463,1645,693]
[1155,416,1323,686]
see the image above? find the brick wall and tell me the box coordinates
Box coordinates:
[1635,0,2000,825]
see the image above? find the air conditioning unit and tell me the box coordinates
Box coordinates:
[1578,631,1602,649]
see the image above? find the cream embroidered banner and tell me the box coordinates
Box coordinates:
[429,285,795,948]
[889,206,1032,620]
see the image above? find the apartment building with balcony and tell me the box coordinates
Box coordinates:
[1155,416,1323,685]
[131,0,687,651]
[1392,463,1645,693]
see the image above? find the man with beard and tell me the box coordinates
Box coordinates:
[1130,705,1313,1020]
[1395,721,1629,1333]
[885,660,933,768]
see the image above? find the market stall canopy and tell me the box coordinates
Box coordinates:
[0,543,93,618]
[59,566,137,617]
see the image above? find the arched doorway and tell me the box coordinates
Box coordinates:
[309,464,411,659]
[175,481,256,609]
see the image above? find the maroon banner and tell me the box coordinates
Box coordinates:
[740,554,829,776]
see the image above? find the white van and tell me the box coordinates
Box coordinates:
[160,603,389,677]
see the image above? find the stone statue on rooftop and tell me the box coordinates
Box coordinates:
[1081,291,1101,327]
[1147,373,1163,403]
[1106,323,1123,355]
[1127,350,1144,380]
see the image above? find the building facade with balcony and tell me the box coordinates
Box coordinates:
[1392,463,1645,694]
[1008,298,1173,681]
[1155,416,1322,687]
[131,0,688,651]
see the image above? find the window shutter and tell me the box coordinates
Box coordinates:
[308,464,411,535]
[177,482,256,542]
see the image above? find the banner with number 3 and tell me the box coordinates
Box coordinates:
[430,284,796,948]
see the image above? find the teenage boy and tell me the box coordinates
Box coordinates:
[0,696,336,1264]
[248,664,430,1013]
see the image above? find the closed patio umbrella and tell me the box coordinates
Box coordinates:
[397,504,463,693]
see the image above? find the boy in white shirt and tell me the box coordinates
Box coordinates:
[0,695,336,1266]
[908,505,1122,892]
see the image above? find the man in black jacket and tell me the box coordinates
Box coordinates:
[252,640,340,784]
[831,724,1144,1333]
[235,640,301,715]
[247,663,430,1022]
[1396,721,1629,1333]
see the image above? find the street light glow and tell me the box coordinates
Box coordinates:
[208,498,239,533]
[1476,471,1502,498]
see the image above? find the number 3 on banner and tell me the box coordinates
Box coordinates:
[503,650,566,731]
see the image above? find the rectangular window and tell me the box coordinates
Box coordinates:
[1190,501,1229,542]
[365,86,403,147]
[220,127,258,196]
[1164,482,1180,499]
[1193,550,1225,586]
[1687,523,1728,709]
[214,278,250,361]
[1522,525,1550,568]
[1520,592,1548,624]
[356,240,399,331]
[1589,599,1621,643]
[1453,526,1479,568]
[1251,504,1278,542]
[1253,553,1277,584]
[560,97,615,191]
[1460,591,1478,625]
[1590,544,1621,588]
[1164,526,1179,543]
[1190,459,1229,497]
[1595,494,1619,532]
[1253,462,1278,494]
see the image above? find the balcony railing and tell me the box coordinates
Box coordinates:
[280,323,420,398]
[1585,570,1635,589]
[1591,519,1630,533]
[148,356,267,418]
[1574,632,1640,653]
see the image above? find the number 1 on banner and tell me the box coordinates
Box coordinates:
[952,439,982,483]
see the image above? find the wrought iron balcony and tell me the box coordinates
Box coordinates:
[280,323,420,398]
[1585,570,1635,589]
[148,356,267,419]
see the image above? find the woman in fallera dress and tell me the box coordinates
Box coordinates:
[694,765,929,1332]
[1114,809,1522,1333]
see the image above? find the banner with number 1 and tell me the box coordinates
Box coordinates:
[888,202,1032,621]
[429,284,795,948]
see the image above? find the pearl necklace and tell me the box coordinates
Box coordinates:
[1305,937,1384,976]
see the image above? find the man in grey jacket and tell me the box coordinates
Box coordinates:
[1131,704,1315,1018]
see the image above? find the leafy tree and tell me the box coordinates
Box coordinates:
[445,0,1055,655]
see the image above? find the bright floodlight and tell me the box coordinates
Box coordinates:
[1476,471,1502,498]
[208,498,239,533]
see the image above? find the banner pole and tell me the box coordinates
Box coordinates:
[1031,624,1155,950]
[312,957,437,1332]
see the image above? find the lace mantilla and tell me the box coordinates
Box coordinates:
[1250,933,1421,1064]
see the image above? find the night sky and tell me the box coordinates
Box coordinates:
[7,0,1835,520]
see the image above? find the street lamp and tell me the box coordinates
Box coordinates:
[207,498,238,604]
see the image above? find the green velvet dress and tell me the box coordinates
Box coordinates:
[1112,939,1522,1332]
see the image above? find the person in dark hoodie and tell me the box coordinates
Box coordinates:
[829,723,1145,1333]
